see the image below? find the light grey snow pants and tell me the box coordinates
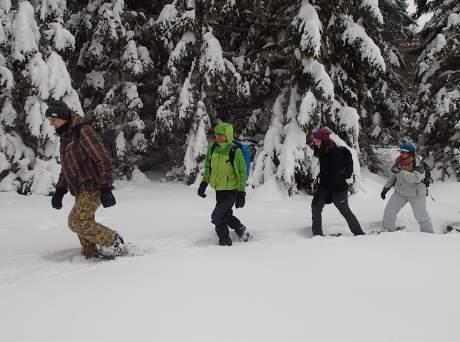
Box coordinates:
[383,191,434,233]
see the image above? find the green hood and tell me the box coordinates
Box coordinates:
[214,122,234,145]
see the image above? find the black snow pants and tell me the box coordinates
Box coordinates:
[311,189,364,236]
[211,190,245,240]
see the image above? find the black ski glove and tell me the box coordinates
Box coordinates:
[391,165,401,174]
[235,191,246,208]
[197,181,208,198]
[381,187,389,200]
[51,187,67,210]
[100,188,116,208]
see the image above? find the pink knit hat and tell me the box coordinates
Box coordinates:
[312,127,332,142]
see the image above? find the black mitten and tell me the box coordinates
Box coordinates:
[51,187,67,209]
[197,181,208,198]
[235,191,246,208]
[381,187,389,200]
[100,188,116,208]
[391,165,401,173]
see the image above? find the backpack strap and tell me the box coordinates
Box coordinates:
[339,146,353,178]
[208,142,219,175]
[228,144,240,167]
[209,142,240,174]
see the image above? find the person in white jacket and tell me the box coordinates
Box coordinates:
[380,142,434,233]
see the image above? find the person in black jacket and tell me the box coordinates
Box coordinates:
[310,127,364,236]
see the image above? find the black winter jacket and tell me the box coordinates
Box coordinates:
[315,141,353,194]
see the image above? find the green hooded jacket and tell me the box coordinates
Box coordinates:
[202,122,247,192]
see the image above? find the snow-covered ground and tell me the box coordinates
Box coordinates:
[1,170,460,342]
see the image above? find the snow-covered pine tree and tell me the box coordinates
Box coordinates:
[252,0,389,194]
[152,0,250,180]
[362,0,414,172]
[151,0,200,170]
[0,0,18,191]
[183,100,210,179]
[413,0,460,180]
[0,1,423,193]
[0,0,81,194]
[70,0,150,178]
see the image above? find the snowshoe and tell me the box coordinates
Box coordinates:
[96,243,143,259]
[238,231,252,242]
[365,220,406,234]
[235,226,252,242]
[327,233,343,237]
[119,243,144,256]
[390,225,406,232]
[368,225,406,235]
[368,230,384,235]
[93,249,116,260]
[446,223,460,233]
[97,234,144,259]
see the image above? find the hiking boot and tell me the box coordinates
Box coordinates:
[219,237,232,246]
[235,226,251,242]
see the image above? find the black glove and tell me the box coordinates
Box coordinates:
[391,165,401,173]
[100,188,116,208]
[324,191,334,204]
[51,187,67,209]
[381,187,389,200]
[235,191,246,208]
[197,181,208,198]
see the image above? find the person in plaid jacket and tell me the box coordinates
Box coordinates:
[47,100,128,259]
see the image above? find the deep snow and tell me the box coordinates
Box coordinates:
[1,171,460,342]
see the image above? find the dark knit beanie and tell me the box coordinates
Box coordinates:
[45,100,71,120]
[312,127,333,142]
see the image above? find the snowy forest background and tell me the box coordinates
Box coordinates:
[0,0,458,196]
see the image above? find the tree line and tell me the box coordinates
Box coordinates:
[0,0,458,194]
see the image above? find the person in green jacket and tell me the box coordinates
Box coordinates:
[197,122,251,246]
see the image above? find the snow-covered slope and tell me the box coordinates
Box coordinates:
[1,171,460,342]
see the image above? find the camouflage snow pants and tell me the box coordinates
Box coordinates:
[68,192,116,258]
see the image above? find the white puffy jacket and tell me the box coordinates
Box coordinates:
[385,156,427,197]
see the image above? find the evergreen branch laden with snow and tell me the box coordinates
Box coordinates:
[340,16,386,73]
[291,0,322,57]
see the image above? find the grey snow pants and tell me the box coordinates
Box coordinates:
[383,191,434,233]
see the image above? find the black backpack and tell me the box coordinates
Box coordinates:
[338,146,353,179]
